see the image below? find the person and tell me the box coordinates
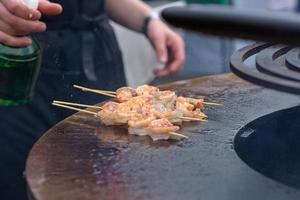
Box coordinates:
[0,0,185,199]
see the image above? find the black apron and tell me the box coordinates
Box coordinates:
[0,1,127,199]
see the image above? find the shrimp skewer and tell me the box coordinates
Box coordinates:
[52,84,222,141]
[74,84,221,106]
[116,87,137,102]
[128,119,187,140]
[52,102,187,140]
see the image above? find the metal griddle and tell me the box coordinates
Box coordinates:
[25,74,300,200]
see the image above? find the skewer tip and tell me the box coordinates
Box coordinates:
[180,116,207,122]
[169,132,189,139]
[204,102,222,106]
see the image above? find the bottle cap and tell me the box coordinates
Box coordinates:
[23,0,39,10]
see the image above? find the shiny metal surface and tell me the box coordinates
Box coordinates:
[25,73,300,200]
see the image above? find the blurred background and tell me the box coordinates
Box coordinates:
[112,0,299,87]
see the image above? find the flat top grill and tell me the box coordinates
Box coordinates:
[25,74,300,200]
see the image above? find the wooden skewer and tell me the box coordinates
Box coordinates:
[53,100,102,109]
[74,85,222,107]
[73,85,116,98]
[74,85,116,94]
[96,90,116,94]
[85,89,116,94]
[180,116,207,122]
[52,103,97,115]
[89,90,116,97]
[86,90,222,107]
[95,89,221,106]
[169,132,189,139]
[203,102,222,106]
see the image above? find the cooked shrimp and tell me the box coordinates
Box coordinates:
[128,115,156,128]
[116,87,137,102]
[101,101,119,112]
[98,101,140,125]
[153,91,177,105]
[193,108,208,119]
[177,96,204,109]
[148,119,180,134]
[136,85,159,96]
[176,101,194,111]
[97,102,129,126]
[129,119,180,141]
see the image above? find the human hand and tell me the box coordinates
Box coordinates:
[147,19,185,77]
[0,0,62,47]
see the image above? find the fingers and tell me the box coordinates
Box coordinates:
[152,34,169,76]
[2,0,41,20]
[38,0,63,16]
[149,29,168,64]
[0,21,19,35]
[154,31,185,77]
[0,30,32,47]
[0,0,61,47]
[0,3,46,36]
[153,68,170,77]
[148,20,185,77]
[2,0,63,18]
[165,33,185,74]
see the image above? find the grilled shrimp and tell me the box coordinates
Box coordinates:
[116,87,137,102]
[177,96,204,109]
[136,85,159,96]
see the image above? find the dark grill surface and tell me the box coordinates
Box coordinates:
[25,74,300,200]
[235,106,300,189]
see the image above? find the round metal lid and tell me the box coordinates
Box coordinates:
[230,43,300,95]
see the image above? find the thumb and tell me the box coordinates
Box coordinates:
[152,35,168,64]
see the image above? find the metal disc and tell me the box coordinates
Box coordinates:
[286,47,300,72]
[255,45,300,82]
[230,43,300,94]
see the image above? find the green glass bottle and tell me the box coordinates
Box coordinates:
[0,37,42,106]
[0,0,41,106]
